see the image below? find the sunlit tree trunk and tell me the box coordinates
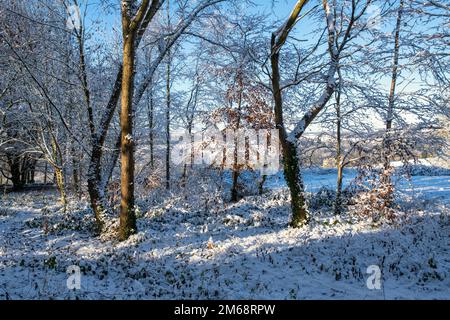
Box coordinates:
[51,136,67,210]
[118,29,137,241]
[118,0,155,240]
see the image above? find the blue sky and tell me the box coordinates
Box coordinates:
[82,0,313,41]
[79,0,433,131]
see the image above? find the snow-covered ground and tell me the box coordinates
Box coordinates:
[0,168,448,300]
[265,168,450,205]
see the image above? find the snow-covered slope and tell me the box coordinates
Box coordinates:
[0,174,448,299]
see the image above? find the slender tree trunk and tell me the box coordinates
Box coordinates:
[258,131,270,195]
[51,136,67,209]
[87,67,123,231]
[114,0,216,238]
[85,0,161,230]
[231,72,244,202]
[334,67,343,215]
[54,166,67,208]
[71,145,80,194]
[78,152,83,199]
[181,123,192,187]
[386,0,404,132]
[230,133,240,201]
[165,56,171,190]
[282,142,307,227]
[382,0,404,201]
[230,156,240,201]
[88,144,107,231]
[145,48,155,170]
[335,160,343,214]
[28,160,36,184]
[181,164,188,187]
[103,134,121,194]
[44,162,48,184]
[270,41,307,227]
[165,0,172,190]
[76,31,95,139]
[147,77,155,169]
[268,0,314,227]
[118,32,137,241]
[181,73,199,187]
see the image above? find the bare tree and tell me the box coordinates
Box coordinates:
[270,0,372,227]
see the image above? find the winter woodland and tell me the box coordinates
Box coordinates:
[0,0,449,299]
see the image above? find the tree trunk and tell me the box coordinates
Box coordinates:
[270,43,307,227]
[28,160,36,184]
[283,141,307,227]
[334,68,343,215]
[230,123,240,201]
[87,67,123,231]
[181,123,193,187]
[55,166,67,209]
[335,163,343,215]
[118,33,137,241]
[231,71,244,202]
[44,162,48,184]
[147,77,155,169]
[165,54,171,190]
[165,0,172,190]
[386,0,404,132]
[230,131,241,202]
[76,33,95,139]
[230,162,240,201]
[20,156,30,187]
[145,48,155,170]
[50,135,67,210]
[72,149,80,194]
[8,156,24,191]
[87,144,107,232]
[102,134,121,194]
[382,0,404,200]
[258,131,270,195]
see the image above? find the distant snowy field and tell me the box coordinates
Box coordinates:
[0,164,448,300]
[266,168,450,205]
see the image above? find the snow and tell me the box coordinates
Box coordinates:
[263,165,450,206]
[0,164,449,300]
